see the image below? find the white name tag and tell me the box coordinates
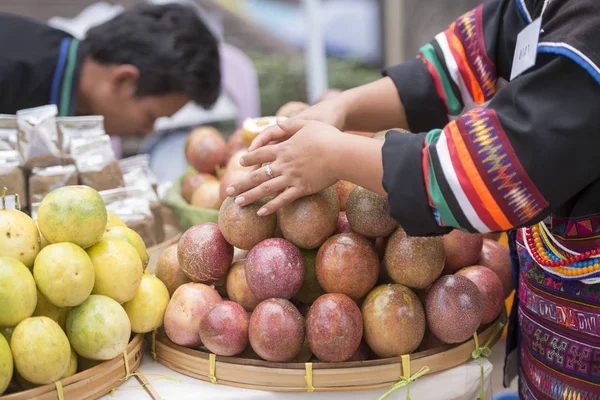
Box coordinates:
[510,17,542,80]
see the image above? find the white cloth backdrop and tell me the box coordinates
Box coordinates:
[101,354,493,400]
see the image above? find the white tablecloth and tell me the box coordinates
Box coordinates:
[102,352,493,400]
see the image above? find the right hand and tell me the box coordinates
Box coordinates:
[248,98,348,151]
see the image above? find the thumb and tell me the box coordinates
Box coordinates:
[277,117,307,134]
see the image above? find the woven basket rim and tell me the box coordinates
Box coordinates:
[0,333,144,400]
[152,311,506,392]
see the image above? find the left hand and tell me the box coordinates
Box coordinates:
[226,119,344,216]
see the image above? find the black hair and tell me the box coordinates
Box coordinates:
[83,3,221,108]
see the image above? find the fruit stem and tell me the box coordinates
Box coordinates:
[1,187,6,210]
[215,164,222,179]
[14,194,20,211]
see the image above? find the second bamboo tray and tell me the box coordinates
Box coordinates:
[153,312,506,392]
[0,333,144,400]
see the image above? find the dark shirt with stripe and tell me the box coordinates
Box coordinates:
[0,14,81,116]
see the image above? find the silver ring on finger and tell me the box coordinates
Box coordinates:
[264,163,274,179]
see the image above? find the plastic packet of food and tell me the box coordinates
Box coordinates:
[118,155,164,242]
[119,154,159,195]
[0,114,18,151]
[57,115,105,161]
[120,168,166,243]
[100,187,158,246]
[71,135,124,191]
[16,105,62,169]
[118,154,154,176]
[0,150,27,208]
[121,166,158,201]
[29,164,78,205]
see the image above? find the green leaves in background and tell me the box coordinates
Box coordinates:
[249,53,381,117]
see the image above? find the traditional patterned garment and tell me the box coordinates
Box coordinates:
[379,0,600,398]
[514,226,600,399]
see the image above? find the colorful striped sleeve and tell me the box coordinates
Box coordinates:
[422,107,547,233]
[383,0,527,133]
[382,54,600,236]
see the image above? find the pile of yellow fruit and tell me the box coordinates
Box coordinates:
[0,186,169,394]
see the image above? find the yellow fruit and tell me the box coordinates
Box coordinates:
[0,334,12,395]
[102,226,149,266]
[0,208,40,268]
[66,295,131,361]
[37,185,107,249]
[106,211,126,229]
[123,274,170,333]
[0,257,37,326]
[87,238,143,304]
[34,243,95,307]
[33,290,70,330]
[61,348,77,378]
[11,317,70,385]
[241,116,278,146]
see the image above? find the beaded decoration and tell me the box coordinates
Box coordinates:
[522,223,600,284]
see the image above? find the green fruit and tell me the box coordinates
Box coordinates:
[0,334,12,395]
[34,243,95,307]
[66,295,131,360]
[0,257,37,326]
[123,274,170,333]
[11,317,70,385]
[102,226,149,266]
[32,290,70,331]
[0,208,40,268]
[37,185,107,249]
[61,348,78,378]
[106,212,126,229]
[87,238,143,304]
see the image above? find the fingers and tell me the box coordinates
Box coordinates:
[278,118,308,134]
[257,187,303,216]
[248,118,313,152]
[240,146,276,168]
[226,163,278,197]
[234,175,288,207]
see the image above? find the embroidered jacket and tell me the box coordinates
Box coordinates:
[381,0,600,237]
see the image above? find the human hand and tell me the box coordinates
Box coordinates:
[248,98,348,152]
[227,119,345,215]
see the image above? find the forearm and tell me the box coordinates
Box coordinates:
[336,77,409,133]
[331,133,386,196]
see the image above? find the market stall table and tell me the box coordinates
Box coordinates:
[102,352,493,400]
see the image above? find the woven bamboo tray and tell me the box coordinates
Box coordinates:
[0,333,144,400]
[153,311,506,392]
